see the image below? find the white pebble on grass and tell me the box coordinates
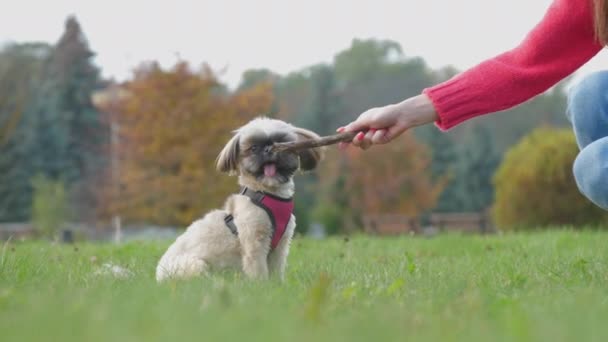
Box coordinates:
[94,263,133,279]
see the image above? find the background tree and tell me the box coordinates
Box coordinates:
[345,132,445,216]
[333,39,403,86]
[493,127,608,229]
[416,124,459,212]
[453,124,501,212]
[333,39,433,127]
[313,132,446,233]
[237,68,280,116]
[102,62,273,226]
[0,42,51,221]
[0,16,106,222]
[311,149,352,234]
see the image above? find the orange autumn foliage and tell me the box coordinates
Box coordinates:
[317,131,446,221]
[98,62,273,226]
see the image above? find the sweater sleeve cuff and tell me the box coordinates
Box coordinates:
[423,77,479,131]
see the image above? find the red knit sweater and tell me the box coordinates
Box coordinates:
[422,0,604,131]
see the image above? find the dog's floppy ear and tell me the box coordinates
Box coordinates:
[294,127,324,171]
[216,133,240,174]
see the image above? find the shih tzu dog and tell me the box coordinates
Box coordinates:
[155,117,323,282]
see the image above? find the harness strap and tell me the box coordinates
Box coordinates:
[223,187,293,250]
[224,214,238,235]
[223,188,267,236]
[240,187,267,204]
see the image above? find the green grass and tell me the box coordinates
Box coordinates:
[2,230,608,342]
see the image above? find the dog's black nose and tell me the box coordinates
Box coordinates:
[264,145,273,154]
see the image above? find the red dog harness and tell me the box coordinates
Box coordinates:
[224,187,294,250]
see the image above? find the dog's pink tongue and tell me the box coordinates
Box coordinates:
[264,163,277,177]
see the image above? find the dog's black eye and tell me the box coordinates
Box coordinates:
[250,145,259,153]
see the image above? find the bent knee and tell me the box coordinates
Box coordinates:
[573,138,608,210]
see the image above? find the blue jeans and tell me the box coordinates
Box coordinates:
[567,71,608,210]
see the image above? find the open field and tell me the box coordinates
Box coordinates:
[1,230,608,342]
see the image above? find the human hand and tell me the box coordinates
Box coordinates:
[337,94,438,150]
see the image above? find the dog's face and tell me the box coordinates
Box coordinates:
[216,117,323,188]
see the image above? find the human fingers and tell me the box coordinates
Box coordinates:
[350,131,366,148]
[359,130,375,150]
[371,129,387,144]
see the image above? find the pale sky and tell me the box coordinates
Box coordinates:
[2,0,608,89]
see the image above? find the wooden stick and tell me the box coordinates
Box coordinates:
[272,131,360,153]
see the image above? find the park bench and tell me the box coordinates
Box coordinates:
[362,214,420,235]
[428,212,492,234]
[0,222,36,240]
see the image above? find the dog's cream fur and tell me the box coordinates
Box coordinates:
[155,117,322,282]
